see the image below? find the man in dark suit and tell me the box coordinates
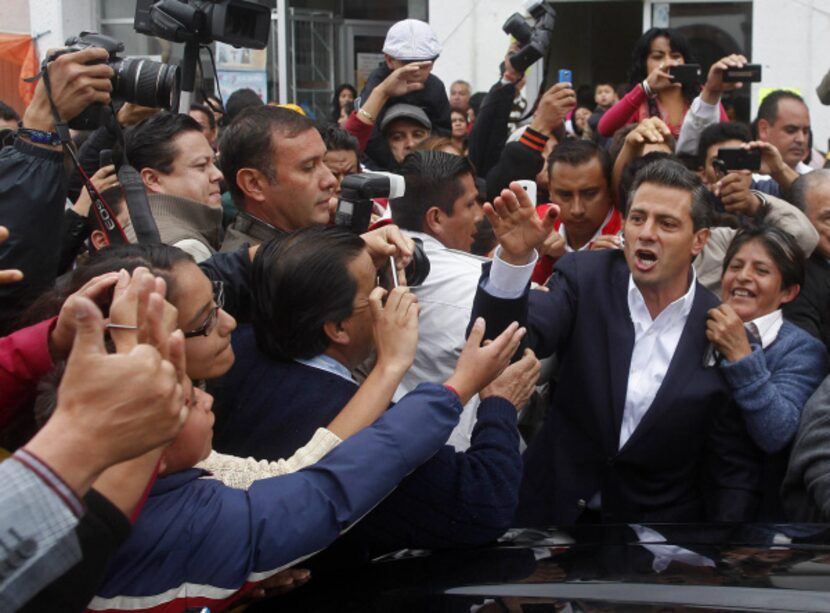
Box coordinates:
[784,170,830,352]
[470,158,761,525]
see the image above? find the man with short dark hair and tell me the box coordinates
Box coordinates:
[471,159,761,525]
[218,105,337,251]
[532,139,621,284]
[125,112,224,262]
[390,151,487,449]
[756,90,813,174]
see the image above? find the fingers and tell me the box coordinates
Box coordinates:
[77,271,121,303]
[467,317,486,348]
[368,286,388,321]
[0,226,9,244]
[64,295,107,359]
[541,204,560,234]
[0,269,23,285]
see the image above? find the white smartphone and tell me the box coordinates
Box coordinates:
[516,179,537,205]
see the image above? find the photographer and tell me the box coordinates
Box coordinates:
[0,46,114,334]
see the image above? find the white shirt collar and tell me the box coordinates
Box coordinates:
[559,208,616,253]
[746,309,784,349]
[295,354,356,383]
[627,268,697,333]
[796,161,814,175]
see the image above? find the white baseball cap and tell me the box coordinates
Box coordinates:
[382,19,442,61]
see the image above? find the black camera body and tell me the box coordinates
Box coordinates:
[502,1,556,74]
[335,172,430,288]
[135,0,270,48]
[53,32,179,130]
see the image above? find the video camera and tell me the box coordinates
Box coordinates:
[134,0,270,48]
[335,172,430,288]
[502,0,556,74]
[48,32,179,130]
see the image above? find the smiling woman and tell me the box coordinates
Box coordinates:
[708,225,829,519]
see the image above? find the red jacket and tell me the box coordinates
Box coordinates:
[531,206,623,285]
[0,317,56,431]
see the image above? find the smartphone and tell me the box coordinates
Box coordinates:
[558,69,572,84]
[668,64,702,87]
[722,64,762,83]
[716,147,762,172]
[516,179,537,205]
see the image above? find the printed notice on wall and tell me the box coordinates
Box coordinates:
[356,53,385,92]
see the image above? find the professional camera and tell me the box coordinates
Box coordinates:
[52,32,179,130]
[502,0,556,74]
[335,172,430,287]
[135,0,270,48]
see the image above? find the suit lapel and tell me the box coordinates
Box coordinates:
[619,282,710,453]
[607,261,635,449]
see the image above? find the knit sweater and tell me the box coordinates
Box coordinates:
[719,320,828,520]
[125,193,223,262]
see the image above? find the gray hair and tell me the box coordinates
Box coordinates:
[788,170,830,212]
[626,158,712,231]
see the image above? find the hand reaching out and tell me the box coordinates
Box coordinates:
[371,286,420,375]
[484,182,559,265]
[0,226,23,285]
[480,348,541,410]
[445,317,526,405]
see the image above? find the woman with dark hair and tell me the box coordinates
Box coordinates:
[330,83,357,126]
[707,225,828,519]
[598,28,727,138]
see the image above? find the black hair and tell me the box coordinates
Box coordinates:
[219,105,314,207]
[722,225,805,291]
[317,123,359,159]
[627,157,712,231]
[190,103,216,130]
[224,88,264,126]
[0,100,20,123]
[548,138,612,190]
[251,226,366,360]
[756,90,806,126]
[330,83,357,124]
[608,123,677,164]
[697,122,752,168]
[125,112,204,174]
[18,244,194,330]
[390,150,476,232]
[627,28,697,104]
[468,92,486,116]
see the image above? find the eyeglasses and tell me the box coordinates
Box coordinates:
[184,281,225,339]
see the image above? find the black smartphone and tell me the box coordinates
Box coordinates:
[668,64,702,87]
[716,147,762,172]
[723,64,762,83]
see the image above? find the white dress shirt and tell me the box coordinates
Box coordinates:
[394,232,493,451]
[619,273,697,449]
[746,309,784,349]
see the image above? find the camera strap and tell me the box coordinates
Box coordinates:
[32,60,130,247]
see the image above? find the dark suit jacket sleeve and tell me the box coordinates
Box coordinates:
[469,255,579,360]
[704,398,763,522]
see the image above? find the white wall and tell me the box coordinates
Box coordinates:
[0,0,31,33]
[428,0,545,97]
[752,0,830,149]
[28,0,96,60]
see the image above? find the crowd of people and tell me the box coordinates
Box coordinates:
[2,14,830,613]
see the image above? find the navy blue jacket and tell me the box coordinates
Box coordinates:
[211,325,522,550]
[470,249,762,525]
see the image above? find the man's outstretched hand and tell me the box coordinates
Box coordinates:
[483,182,558,265]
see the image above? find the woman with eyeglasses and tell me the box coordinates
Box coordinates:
[706,225,829,519]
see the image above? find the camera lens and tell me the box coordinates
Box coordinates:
[502,13,533,46]
[112,57,180,110]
